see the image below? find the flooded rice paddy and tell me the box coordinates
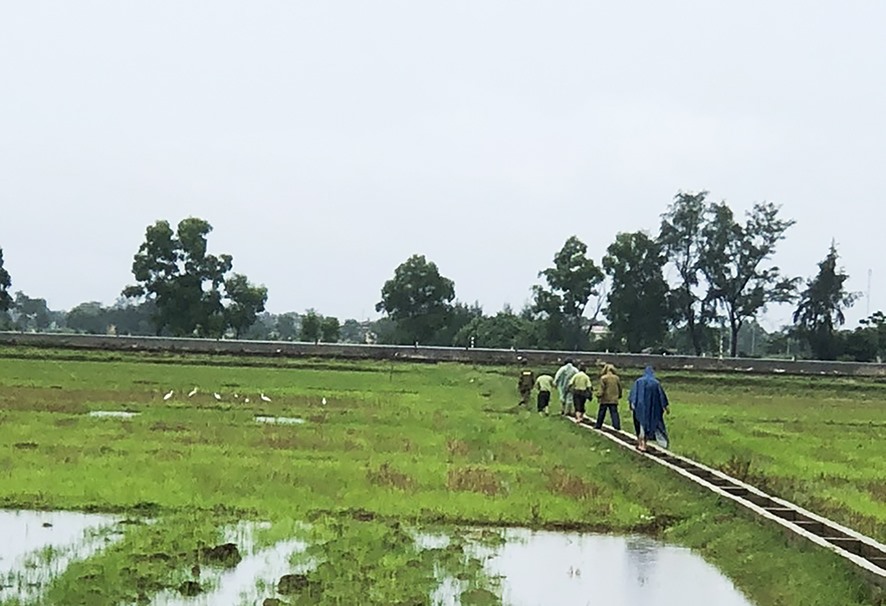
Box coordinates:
[0,511,752,605]
[0,510,120,602]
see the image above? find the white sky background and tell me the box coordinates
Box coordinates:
[1,1,883,330]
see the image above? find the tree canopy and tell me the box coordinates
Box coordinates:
[659,192,715,355]
[376,254,455,344]
[793,243,858,360]
[531,236,604,350]
[123,218,266,337]
[602,231,671,352]
[700,202,798,356]
[0,247,11,318]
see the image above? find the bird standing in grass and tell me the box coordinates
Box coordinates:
[188,387,198,398]
[163,390,174,401]
[260,393,272,402]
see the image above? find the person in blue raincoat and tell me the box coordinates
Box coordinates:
[628,366,670,452]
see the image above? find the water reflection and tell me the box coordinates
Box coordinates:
[0,510,119,602]
[1,513,754,606]
[150,522,308,606]
[482,530,753,606]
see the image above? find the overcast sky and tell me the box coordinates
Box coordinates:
[2,1,883,330]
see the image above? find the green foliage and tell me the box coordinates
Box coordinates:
[531,236,603,350]
[65,302,107,334]
[700,201,799,356]
[123,218,232,336]
[659,191,717,356]
[276,312,299,340]
[838,311,886,362]
[453,309,536,349]
[300,310,322,343]
[12,291,52,331]
[0,247,11,315]
[339,319,365,343]
[320,316,341,343]
[224,273,268,338]
[602,231,671,352]
[434,301,483,346]
[123,218,266,338]
[793,243,859,360]
[65,300,157,336]
[376,254,456,344]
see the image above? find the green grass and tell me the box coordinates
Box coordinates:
[661,371,886,540]
[0,349,884,605]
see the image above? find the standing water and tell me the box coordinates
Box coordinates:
[477,529,753,606]
[0,510,120,602]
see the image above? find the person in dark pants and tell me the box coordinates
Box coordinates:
[534,372,554,415]
[594,364,622,430]
[517,360,535,407]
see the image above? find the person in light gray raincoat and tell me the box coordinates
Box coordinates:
[554,358,578,416]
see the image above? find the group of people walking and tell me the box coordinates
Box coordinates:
[517,359,670,452]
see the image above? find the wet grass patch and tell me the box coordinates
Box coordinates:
[447,467,504,497]
[546,466,601,501]
[366,462,415,491]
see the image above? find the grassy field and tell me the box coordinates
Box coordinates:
[666,371,886,541]
[0,346,884,605]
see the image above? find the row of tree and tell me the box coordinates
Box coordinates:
[0,194,874,361]
[373,191,863,360]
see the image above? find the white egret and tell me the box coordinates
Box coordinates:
[260,393,272,402]
[188,387,198,398]
[163,390,174,401]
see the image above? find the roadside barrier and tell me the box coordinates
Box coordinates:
[2,332,886,377]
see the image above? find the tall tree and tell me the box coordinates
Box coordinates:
[435,301,483,346]
[532,236,604,350]
[659,191,715,355]
[224,273,268,338]
[700,201,798,356]
[300,310,322,343]
[793,243,858,360]
[276,313,299,340]
[320,316,341,343]
[849,311,886,362]
[0,249,11,330]
[123,218,264,338]
[340,319,365,343]
[376,254,455,344]
[66,301,108,334]
[0,247,11,316]
[107,300,157,336]
[602,231,671,352]
[12,291,52,331]
[124,218,230,336]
